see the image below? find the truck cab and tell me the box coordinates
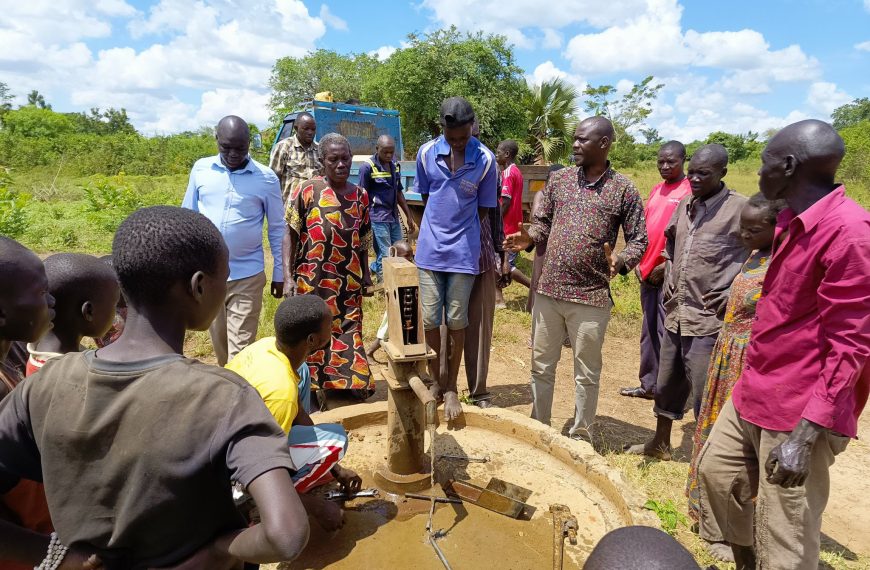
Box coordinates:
[271,99,404,160]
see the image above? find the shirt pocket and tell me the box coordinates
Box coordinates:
[458,178,479,199]
[694,234,742,265]
[582,199,619,243]
[766,266,818,317]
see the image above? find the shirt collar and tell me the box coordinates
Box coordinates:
[434,134,479,165]
[688,183,729,212]
[212,154,255,174]
[371,153,392,171]
[784,185,847,234]
[578,162,612,189]
[291,134,317,152]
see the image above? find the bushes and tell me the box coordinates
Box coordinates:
[0,168,30,237]
[0,132,216,177]
[840,121,870,185]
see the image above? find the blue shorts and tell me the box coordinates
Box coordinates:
[508,251,520,269]
[418,269,476,331]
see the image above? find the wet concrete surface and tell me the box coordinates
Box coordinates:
[274,411,641,570]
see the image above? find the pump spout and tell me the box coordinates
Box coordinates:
[408,374,436,427]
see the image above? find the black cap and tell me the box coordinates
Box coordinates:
[439,97,475,128]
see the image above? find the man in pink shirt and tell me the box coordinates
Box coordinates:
[620,141,691,399]
[698,120,870,569]
[496,140,530,302]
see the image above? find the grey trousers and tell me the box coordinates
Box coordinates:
[209,272,266,366]
[463,268,496,399]
[653,327,717,421]
[530,294,611,436]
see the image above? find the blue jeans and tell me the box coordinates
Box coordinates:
[371,221,404,279]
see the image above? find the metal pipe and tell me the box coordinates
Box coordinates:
[408,374,436,426]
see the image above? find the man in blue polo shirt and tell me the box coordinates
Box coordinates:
[415,97,498,420]
[182,115,284,366]
[358,134,417,281]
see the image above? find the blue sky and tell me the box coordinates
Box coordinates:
[1,0,868,140]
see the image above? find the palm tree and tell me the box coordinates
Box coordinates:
[524,78,579,165]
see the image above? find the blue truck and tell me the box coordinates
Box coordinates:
[272,99,549,226]
[272,100,404,160]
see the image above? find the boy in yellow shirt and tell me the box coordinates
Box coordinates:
[227,295,361,531]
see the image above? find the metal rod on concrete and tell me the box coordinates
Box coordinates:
[429,535,453,570]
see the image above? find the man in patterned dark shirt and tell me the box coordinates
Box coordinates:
[506,116,648,440]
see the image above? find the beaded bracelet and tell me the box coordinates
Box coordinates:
[34,532,69,570]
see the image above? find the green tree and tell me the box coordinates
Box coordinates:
[582,76,663,167]
[0,82,13,114]
[70,108,137,135]
[0,106,75,138]
[832,98,870,130]
[704,131,763,162]
[268,50,381,122]
[362,27,528,154]
[523,78,579,164]
[839,120,870,184]
[26,90,51,110]
[640,127,663,146]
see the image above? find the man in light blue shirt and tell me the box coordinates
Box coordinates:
[182,115,284,365]
[415,97,498,421]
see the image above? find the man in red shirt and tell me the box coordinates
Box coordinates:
[620,141,691,399]
[496,140,531,299]
[698,120,870,569]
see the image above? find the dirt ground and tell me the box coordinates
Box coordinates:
[357,299,870,569]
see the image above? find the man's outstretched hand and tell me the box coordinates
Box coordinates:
[603,244,624,278]
[504,227,533,252]
[765,419,824,488]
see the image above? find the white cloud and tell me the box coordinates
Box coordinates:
[541,28,562,50]
[319,4,347,31]
[195,89,273,127]
[369,45,397,61]
[806,82,852,117]
[0,0,329,133]
[562,0,819,85]
[856,40,870,52]
[420,0,646,49]
[865,0,870,13]
[527,61,586,92]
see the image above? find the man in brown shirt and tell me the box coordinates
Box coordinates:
[269,112,323,203]
[506,117,648,440]
[626,144,748,460]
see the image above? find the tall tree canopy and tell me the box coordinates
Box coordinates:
[268,50,380,122]
[832,98,870,130]
[362,27,527,153]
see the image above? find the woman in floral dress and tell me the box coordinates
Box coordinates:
[686,193,786,522]
[284,133,373,394]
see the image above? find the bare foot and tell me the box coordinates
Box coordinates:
[443,391,463,421]
[429,383,443,402]
[623,440,672,461]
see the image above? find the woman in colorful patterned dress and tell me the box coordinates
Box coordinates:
[284,133,373,396]
[686,193,786,523]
